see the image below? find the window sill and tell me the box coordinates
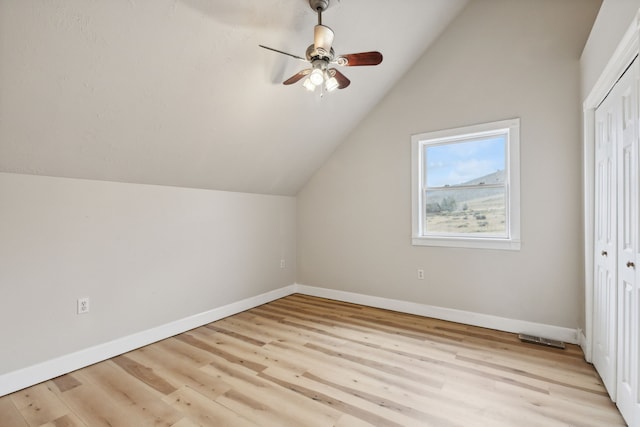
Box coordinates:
[412,236,521,251]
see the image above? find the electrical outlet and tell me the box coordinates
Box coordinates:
[417,269,425,280]
[280,259,286,268]
[77,297,90,314]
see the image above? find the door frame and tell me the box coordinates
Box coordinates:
[583,11,640,362]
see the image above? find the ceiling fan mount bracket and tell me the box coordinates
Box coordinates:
[309,0,329,13]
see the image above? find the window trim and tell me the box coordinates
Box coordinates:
[411,118,521,250]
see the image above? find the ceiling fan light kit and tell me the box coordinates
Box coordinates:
[259,0,383,94]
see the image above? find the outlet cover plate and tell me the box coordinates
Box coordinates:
[77,297,90,314]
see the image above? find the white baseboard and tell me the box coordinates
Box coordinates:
[1,282,579,397]
[0,285,296,397]
[293,284,579,345]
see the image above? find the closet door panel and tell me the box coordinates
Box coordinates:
[615,58,638,426]
[594,95,618,398]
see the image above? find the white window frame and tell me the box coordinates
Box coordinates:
[411,118,521,250]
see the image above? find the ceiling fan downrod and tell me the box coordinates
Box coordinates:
[309,0,329,21]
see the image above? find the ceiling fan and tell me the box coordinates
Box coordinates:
[259,0,383,93]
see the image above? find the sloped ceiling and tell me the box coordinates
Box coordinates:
[0,0,468,196]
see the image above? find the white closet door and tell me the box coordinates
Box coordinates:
[594,75,619,399]
[616,58,639,427]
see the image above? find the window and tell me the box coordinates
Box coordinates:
[411,118,520,250]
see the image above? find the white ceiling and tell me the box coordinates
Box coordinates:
[0,0,468,195]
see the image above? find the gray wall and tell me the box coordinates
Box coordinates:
[297,0,600,329]
[0,172,296,374]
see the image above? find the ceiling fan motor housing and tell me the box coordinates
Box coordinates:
[309,0,329,12]
[306,44,334,62]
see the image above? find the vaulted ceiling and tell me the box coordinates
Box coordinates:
[0,0,468,195]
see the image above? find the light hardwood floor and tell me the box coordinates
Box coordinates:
[0,294,627,426]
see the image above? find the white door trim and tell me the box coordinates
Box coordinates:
[583,10,640,362]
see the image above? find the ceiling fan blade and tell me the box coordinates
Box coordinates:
[259,45,307,62]
[335,51,383,66]
[283,69,311,85]
[329,68,350,89]
[314,25,334,54]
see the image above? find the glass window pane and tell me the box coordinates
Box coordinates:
[424,187,506,235]
[425,135,506,188]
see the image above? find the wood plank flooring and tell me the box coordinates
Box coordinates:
[0,294,626,426]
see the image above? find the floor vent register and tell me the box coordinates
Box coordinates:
[518,334,566,349]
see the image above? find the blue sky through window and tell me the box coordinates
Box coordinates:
[425,135,506,187]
